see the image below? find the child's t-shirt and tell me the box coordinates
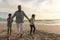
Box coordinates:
[30,18,35,25]
[7,18,12,26]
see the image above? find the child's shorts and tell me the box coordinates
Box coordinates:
[8,25,12,30]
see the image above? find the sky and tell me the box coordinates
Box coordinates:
[0,0,60,20]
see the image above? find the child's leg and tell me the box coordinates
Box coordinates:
[30,25,33,35]
[7,29,9,35]
[10,29,12,35]
[33,25,36,34]
[7,26,9,35]
[9,25,12,35]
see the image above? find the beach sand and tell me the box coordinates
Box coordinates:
[0,23,60,40]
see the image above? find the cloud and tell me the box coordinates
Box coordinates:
[19,0,32,2]
[1,0,60,19]
[0,0,47,8]
[0,0,20,8]
[0,0,60,13]
[19,0,45,7]
[0,0,46,12]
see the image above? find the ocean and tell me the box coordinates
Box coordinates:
[1,20,60,34]
[0,20,60,25]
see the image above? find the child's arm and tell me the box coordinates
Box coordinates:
[11,19,13,23]
[34,19,36,21]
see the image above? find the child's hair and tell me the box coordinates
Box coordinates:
[8,14,11,17]
[32,14,35,17]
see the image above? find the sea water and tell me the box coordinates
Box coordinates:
[0,20,60,25]
[0,20,60,34]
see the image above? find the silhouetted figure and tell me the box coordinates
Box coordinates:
[12,5,30,37]
[7,14,13,35]
[30,14,36,35]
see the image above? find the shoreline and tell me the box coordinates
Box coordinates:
[0,23,60,34]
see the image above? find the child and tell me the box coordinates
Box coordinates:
[7,14,13,35]
[30,14,36,35]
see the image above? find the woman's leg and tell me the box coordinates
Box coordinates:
[19,23,23,37]
[19,23,23,34]
[16,23,19,33]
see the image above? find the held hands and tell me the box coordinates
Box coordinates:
[11,19,13,23]
[28,19,31,22]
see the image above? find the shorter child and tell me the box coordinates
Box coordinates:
[30,14,36,35]
[7,14,13,35]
